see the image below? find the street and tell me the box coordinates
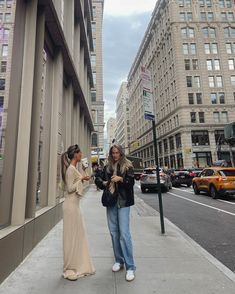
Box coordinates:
[135,183,235,273]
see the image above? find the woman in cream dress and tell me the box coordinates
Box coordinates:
[61,144,95,281]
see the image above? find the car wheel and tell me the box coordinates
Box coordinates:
[164,185,169,192]
[187,183,191,187]
[193,183,200,195]
[210,185,218,199]
[141,187,146,193]
[169,182,172,190]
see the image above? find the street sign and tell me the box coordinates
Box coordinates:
[141,66,155,121]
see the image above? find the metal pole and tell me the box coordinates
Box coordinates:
[152,120,165,234]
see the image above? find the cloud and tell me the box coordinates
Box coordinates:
[103,12,152,125]
[104,0,157,16]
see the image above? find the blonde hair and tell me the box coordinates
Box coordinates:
[107,144,133,173]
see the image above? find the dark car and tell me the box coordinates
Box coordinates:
[170,169,196,187]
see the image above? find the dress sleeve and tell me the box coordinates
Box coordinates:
[66,167,84,196]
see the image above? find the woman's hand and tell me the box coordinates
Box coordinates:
[82,176,90,182]
[111,175,123,183]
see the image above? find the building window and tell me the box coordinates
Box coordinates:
[209,76,215,87]
[218,92,225,104]
[169,137,174,151]
[191,112,196,123]
[191,131,210,146]
[213,111,220,123]
[183,43,189,54]
[91,133,98,147]
[208,12,214,21]
[0,78,5,90]
[91,91,96,102]
[1,45,8,58]
[188,93,194,104]
[158,141,162,155]
[181,27,195,38]
[228,59,235,70]
[175,133,182,148]
[224,27,235,38]
[214,60,220,70]
[190,43,196,54]
[0,0,4,8]
[203,27,216,38]
[0,96,4,109]
[201,12,207,21]
[221,111,228,123]
[211,43,218,54]
[207,60,213,70]
[196,93,202,104]
[194,76,200,88]
[184,59,190,70]
[164,139,168,151]
[1,61,7,73]
[204,43,210,54]
[192,59,199,70]
[186,76,192,87]
[177,153,184,168]
[5,13,11,23]
[216,76,222,87]
[226,43,232,54]
[228,12,234,21]
[231,76,235,86]
[210,93,217,104]
[180,12,193,22]
[199,112,205,123]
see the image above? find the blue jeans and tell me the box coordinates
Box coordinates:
[106,205,136,271]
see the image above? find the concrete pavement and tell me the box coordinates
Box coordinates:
[0,185,235,294]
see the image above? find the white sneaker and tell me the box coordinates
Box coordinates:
[112,262,124,272]
[126,270,135,282]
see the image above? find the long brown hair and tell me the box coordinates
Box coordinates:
[61,144,81,183]
[107,144,133,173]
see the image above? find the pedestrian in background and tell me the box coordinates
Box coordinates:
[95,144,136,282]
[61,144,95,281]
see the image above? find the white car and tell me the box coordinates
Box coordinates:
[140,168,172,193]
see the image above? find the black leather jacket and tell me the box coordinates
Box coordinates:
[95,164,135,208]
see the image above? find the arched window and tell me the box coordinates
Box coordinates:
[91,133,98,147]
[203,27,216,38]
[224,27,235,38]
[181,27,195,38]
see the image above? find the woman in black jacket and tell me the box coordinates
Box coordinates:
[95,144,136,282]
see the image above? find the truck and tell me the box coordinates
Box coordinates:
[127,155,144,180]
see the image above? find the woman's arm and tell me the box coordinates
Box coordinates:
[95,166,108,190]
[119,167,135,188]
[66,168,84,195]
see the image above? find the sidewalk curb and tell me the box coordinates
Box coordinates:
[135,196,235,284]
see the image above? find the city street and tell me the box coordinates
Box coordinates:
[135,183,235,273]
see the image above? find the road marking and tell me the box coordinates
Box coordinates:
[172,187,194,194]
[172,187,235,206]
[217,199,235,206]
[167,192,235,217]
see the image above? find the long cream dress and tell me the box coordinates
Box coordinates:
[63,164,95,279]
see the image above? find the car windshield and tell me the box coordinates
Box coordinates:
[219,170,235,177]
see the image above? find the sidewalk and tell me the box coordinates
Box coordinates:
[0,185,235,294]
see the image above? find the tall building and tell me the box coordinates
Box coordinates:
[128,0,235,168]
[0,0,94,283]
[91,0,105,151]
[115,82,131,154]
[0,0,15,174]
[107,117,116,147]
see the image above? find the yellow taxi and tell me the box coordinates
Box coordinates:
[192,167,235,199]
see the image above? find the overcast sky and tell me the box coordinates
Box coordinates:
[103,0,157,126]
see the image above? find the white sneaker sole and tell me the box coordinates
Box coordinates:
[112,265,124,272]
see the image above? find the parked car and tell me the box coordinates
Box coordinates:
[170,169,196,187]
[190,168,203,177]
[140,167,172,193]
[192,167,235,199]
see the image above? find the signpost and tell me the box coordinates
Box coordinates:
[141,66,165,234]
